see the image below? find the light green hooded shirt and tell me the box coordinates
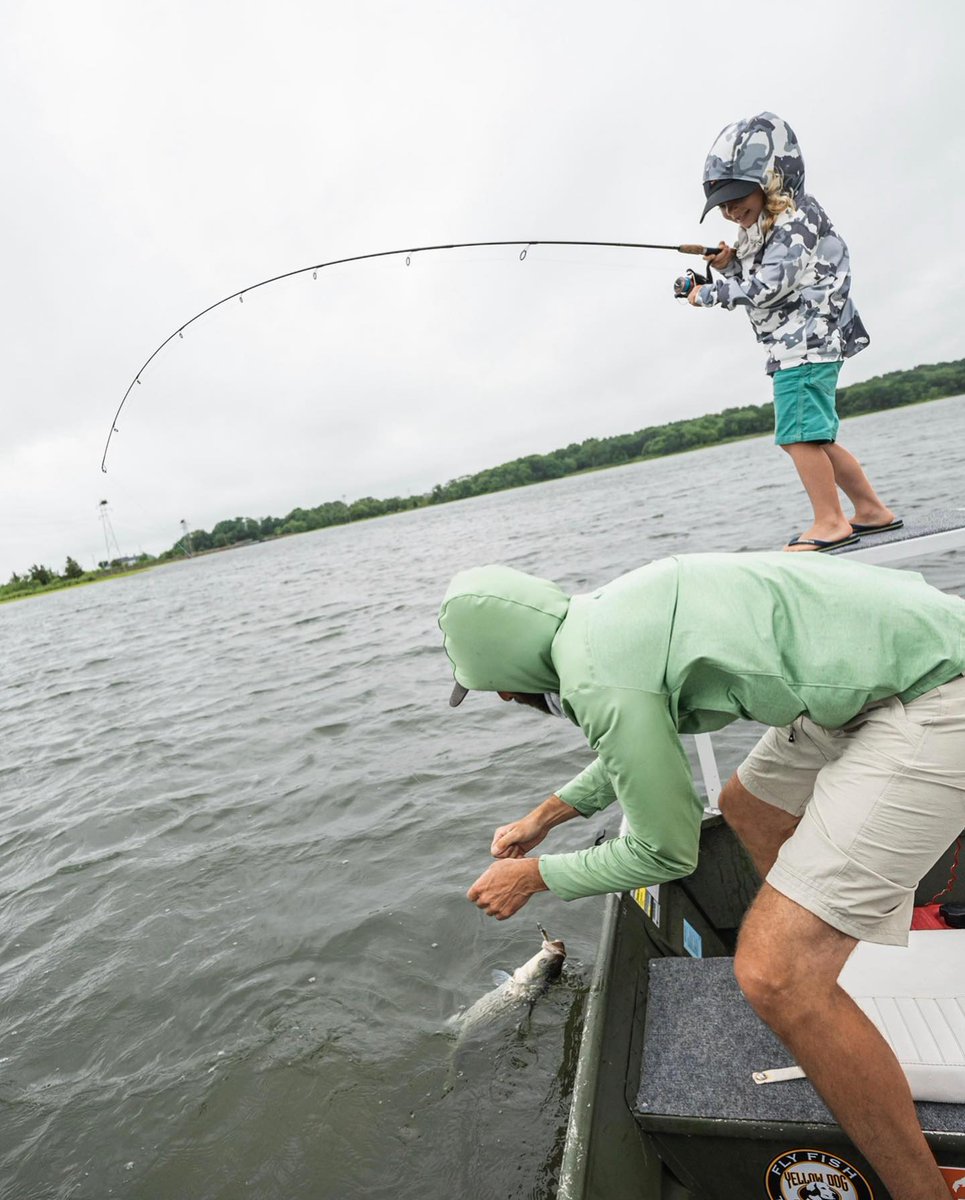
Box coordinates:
[439,553,965,902]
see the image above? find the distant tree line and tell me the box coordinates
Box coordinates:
[162,498,426,559]
[159,356,965,554]
[0,554,153,602]
[4,357,962,601]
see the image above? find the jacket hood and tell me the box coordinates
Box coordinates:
[439,565,569,694]
[703,111,805,199]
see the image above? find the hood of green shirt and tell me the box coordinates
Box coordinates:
[439,565,570,694]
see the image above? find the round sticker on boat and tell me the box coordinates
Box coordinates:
[765,1149,874,1199]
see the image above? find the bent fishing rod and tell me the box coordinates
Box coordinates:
[100,237,720,473]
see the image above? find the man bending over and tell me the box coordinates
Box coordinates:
[439,552,965,1200]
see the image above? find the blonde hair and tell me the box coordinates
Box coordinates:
[760,169,795,237]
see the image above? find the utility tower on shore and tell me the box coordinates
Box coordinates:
[98,500,122,562]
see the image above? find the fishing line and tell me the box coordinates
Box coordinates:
[101,237,717,473]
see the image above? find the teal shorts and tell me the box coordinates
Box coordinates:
[772,361,842,445]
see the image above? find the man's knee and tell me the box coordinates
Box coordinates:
[733,912,798,1018]
[735,940,850,1042]
[734,940,798,1030]
[734,886,856,1032]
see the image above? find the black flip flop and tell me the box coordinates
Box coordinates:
[850,519,904,537]
[786,533,860,552]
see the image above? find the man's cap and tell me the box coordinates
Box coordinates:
[700,178,759,223]
[449,681,469,708]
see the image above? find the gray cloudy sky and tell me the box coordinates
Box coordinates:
[3,0,963,577]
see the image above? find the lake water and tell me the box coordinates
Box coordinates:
[1,395,963,1199]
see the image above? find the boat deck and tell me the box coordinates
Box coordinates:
[836,507,965,563]
[636,956,962,1135]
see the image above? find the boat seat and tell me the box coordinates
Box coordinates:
[636,932,965,1133]
[838,930,965,1104]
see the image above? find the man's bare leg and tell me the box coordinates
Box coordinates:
[718,773,800,878]
[735,884,950,1199]
[822,442,897,527]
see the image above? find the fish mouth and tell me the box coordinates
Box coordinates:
[537,922,566,956]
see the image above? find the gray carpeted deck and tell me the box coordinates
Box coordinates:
[833,507,965,553]
[636,957,964,1134]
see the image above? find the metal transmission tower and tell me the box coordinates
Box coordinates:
[179,519,194,557]
[98,500,122,562]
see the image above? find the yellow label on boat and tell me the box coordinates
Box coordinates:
[631,884,661,929]
[765,1148,874,1199]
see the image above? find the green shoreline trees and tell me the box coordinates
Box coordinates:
[4,356,963,602]
[161,357,963,555]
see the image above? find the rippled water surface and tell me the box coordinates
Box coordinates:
[2,396,963,1199]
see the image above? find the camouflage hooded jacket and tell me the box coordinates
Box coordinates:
[694,112,870,375]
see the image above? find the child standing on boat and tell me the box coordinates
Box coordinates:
[689,111,900,552]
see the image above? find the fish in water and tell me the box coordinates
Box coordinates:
[448,924,566,1039]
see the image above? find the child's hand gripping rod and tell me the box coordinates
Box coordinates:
[673,245,722,300]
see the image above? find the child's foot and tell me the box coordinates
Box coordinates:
[849,507,901,535]
[784,520,856,553]
[851,518,904,536]
[849,504,902,528]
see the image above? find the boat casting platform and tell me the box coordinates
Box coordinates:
[637,949,965,1198]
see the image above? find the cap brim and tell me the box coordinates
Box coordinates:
[449,682,469,708]
[700,179,759,223]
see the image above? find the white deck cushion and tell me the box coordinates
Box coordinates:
[837,930,965,1103]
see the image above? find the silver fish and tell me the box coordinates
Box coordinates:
[449,924,566,1038]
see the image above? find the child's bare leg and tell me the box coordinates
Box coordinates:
[781,442,854,551]
[821,443,896,527]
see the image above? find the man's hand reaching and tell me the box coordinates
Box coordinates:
[490,793,580,859]
[469,795,581,916]
[491,813,547,858]
[467,858,548,919]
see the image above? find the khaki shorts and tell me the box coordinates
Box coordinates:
[737,673,965,945]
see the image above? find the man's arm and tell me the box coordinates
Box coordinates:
[467,692,701,919]
[471,760,616,919]
[472,774,609,919]
[489,756,618,861]
[539,690,703,900]
[557,755,618,815]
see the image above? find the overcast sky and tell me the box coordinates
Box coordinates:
[3,0,963,577]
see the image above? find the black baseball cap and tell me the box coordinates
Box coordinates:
[700,178,759,223]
